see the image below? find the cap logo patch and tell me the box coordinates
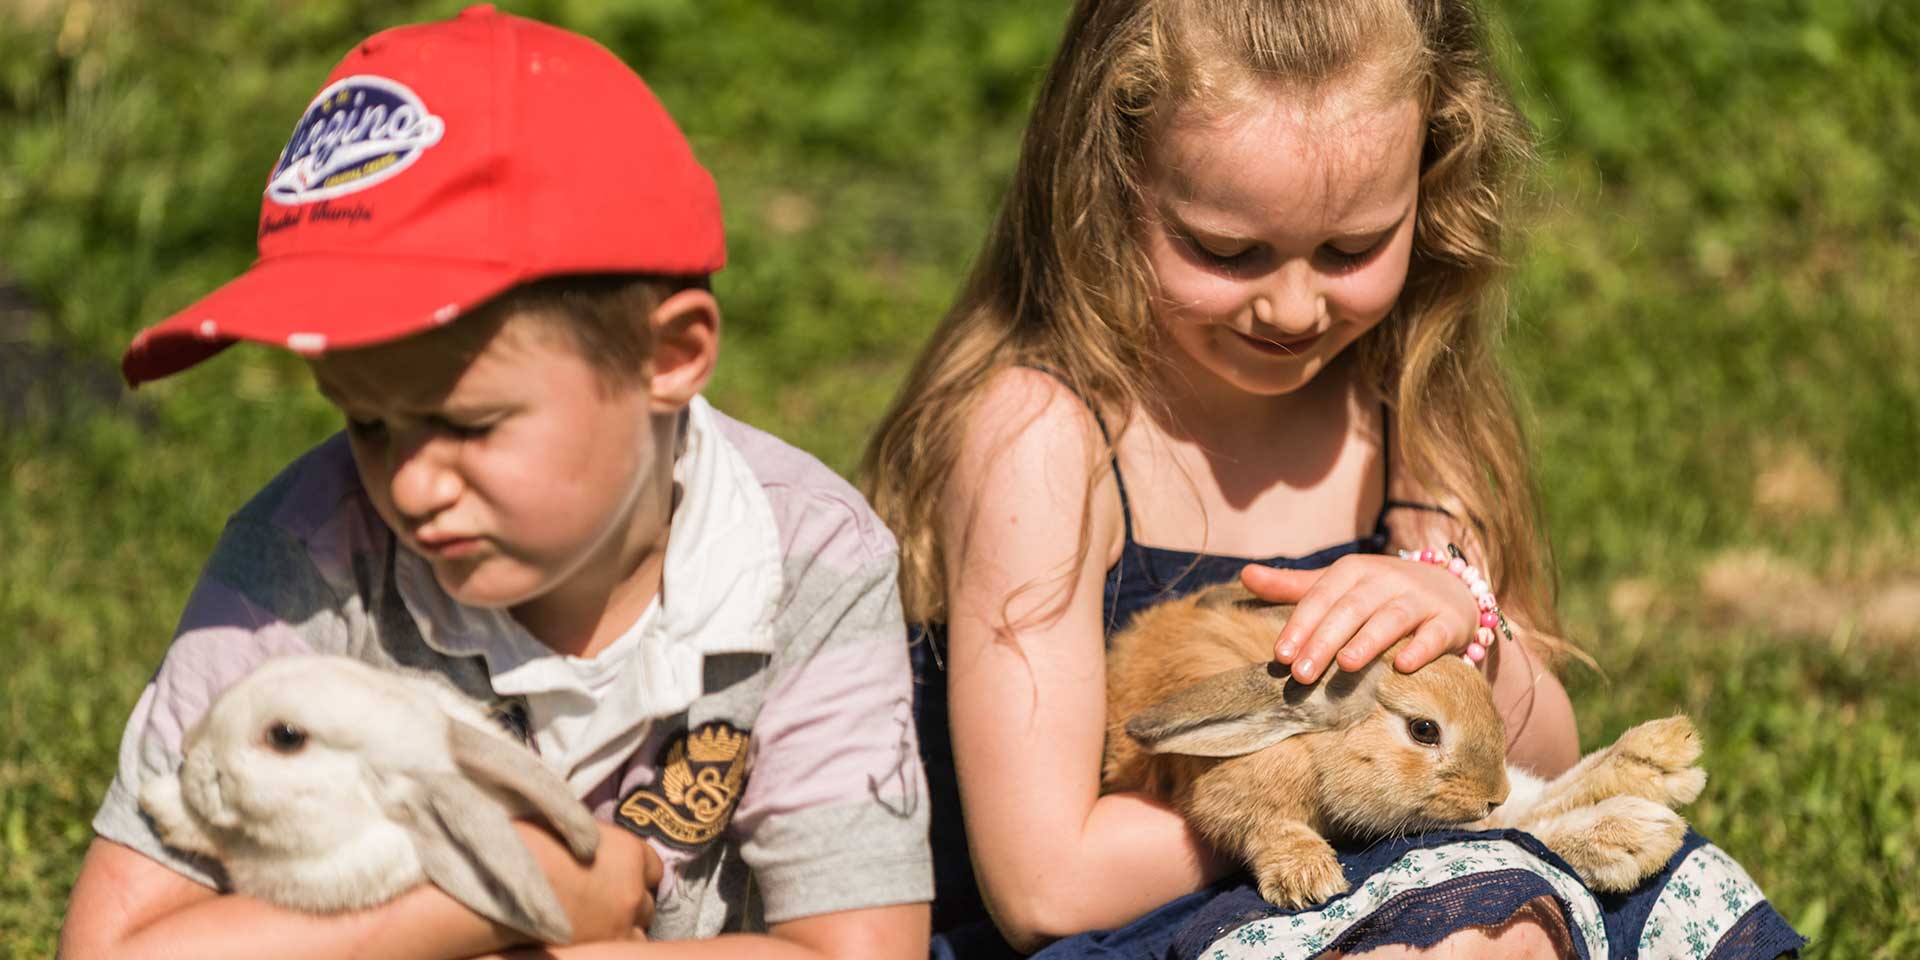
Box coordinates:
[266,75,445,206]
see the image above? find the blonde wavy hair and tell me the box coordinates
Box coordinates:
[861,0,1572,662]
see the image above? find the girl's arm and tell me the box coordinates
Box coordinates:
[478,903,928,959]
[936,370,1229,953]
[59,822,659,960]
[1379,501,1580,774]
[1482,617,1579,775]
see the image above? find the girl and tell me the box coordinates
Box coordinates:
[864,0,1802,957]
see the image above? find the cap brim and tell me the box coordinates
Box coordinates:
[122,254,527,386]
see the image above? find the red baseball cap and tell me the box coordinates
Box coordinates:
[121,4,725,386]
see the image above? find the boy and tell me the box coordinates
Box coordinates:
[59,7,930,958]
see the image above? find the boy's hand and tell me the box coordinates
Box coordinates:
[513,820,664,943]
[1241,555,1478,683]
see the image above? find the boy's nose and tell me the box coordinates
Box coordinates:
[387,436,464,523]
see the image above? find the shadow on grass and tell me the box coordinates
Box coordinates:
[0,276,145,437]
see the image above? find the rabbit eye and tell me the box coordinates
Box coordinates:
[1407,718,1442,746]
[266,722,308,753]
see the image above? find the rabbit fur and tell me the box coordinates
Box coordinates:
[138,654,600,944]
[1103,584,1705,908]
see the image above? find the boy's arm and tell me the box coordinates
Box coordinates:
[62,823,661,960]
[61,836,505,960]
[479,903,929,960]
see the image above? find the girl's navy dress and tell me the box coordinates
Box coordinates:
[911,393,1803,960]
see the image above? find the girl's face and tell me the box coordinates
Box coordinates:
[1141,82,1425,397]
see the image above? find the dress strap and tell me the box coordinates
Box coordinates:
[1374,405,1397,530]
[1377,407,1458,519]
[1022,364,1138,544]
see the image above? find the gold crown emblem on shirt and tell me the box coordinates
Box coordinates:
[686,723,747,764]
[617,721,752,850]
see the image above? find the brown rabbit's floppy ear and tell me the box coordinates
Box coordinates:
[405,772,576,944]
[448,719,600,862]
[1126,662,1381,758]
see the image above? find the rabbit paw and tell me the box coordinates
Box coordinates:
[1251,833,1348,908]
[138,774,217,858]
[1532,796,1687,893]
[1524,715,1706,822]
[1603,716,1707,809]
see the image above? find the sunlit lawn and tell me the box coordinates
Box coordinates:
[3,0,1915,955]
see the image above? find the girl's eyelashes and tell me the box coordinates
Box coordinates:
[1173,224,1387,274]
[1198,244,1256,267]
[1177,230,1263,272]
[1317,236,1389,271]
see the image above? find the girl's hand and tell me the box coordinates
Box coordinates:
[1240,555,1479,683]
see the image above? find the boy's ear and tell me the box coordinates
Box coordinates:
[647,287,720,412]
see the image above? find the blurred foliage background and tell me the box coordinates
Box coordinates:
[1,0,1915,955]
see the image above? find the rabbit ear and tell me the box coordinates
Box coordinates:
[1126,661,1380,758]
[404,771,577,944]
[447,719,600,862]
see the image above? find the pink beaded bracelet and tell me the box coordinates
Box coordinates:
[1397,544,1508,666]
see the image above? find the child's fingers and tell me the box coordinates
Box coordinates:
[1288,583,1391,683]
[1241,564,1319,604]
[1334,601,1420,673]
[1272,566,1361,664]
[1393,617,1457,673]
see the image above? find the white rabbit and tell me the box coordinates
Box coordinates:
[1105,584,1706,907]
[138,654,600,944]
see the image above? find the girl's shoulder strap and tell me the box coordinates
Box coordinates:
[1018,363,1138,543]
[1378,407,1457,520]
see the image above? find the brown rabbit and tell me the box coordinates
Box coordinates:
[1104,583,1704,907]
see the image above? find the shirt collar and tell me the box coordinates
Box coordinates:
[394,395,783,717]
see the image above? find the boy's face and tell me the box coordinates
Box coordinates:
[309,309,675,627]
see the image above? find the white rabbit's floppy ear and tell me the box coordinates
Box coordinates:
[447,719,599,862]
[1126,661,1381,758]
[403,771,577,944]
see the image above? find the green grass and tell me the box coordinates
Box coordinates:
[3,0,1915,956]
